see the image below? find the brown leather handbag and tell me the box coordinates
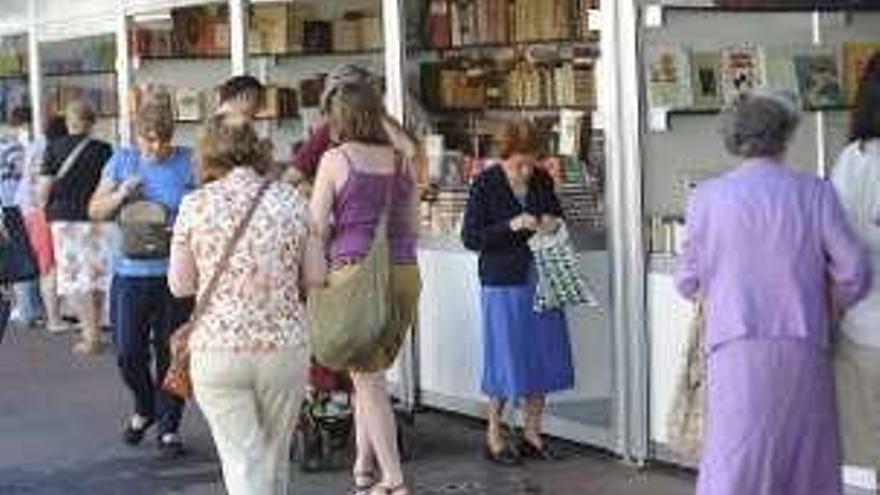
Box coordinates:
[163,181,271,399]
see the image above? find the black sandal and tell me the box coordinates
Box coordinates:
[517,437,561,461]
[122,415,154,445]
[484,442,522,466]
[353,471,375,495]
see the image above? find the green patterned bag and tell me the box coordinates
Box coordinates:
[529,223,599,312]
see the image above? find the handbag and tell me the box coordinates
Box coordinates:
[118,200,171,259]
[116,153,172,259]
[529,222,598,312]
[666,301,707,463]
[308,160,421,372]
[0,207,38,283]
[162,180,272,399]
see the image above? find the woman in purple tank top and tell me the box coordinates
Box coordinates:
[306,82,418,495]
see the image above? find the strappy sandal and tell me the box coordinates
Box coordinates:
[72,338,104,355]
[370,483,409,495]
[352,471,376,495]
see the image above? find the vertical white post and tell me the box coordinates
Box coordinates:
[603,0,648,463]
[812,11,827,178]
[229,0,248,76]
[116,7,132,146]
[382,0,406,122]
[27,0,42,136]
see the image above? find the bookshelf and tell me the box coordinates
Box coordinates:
[651,1,880,13]
[409,0,606,240]
[0,34,28,125]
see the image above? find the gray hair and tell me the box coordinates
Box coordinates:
[719,90,801,158]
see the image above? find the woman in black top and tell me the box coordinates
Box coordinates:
[37,100,113,355]
[461,120,574,466]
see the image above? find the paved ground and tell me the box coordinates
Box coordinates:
[0,324,697,495]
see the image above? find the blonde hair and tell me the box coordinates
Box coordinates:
[497,119,546,159]
[65,100,96,132]
[136,90,175,142]
[196,115,271,183]
[328,82,389,145]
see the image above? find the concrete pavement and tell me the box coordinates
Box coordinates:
[0,324,695,495]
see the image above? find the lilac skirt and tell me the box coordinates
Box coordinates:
[697,339,842,495]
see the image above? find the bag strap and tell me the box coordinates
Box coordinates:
[54,137,92,182]
[189,180,272,324]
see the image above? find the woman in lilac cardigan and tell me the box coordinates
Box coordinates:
[675,90,871,495]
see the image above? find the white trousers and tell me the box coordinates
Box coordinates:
[192,347,309,495]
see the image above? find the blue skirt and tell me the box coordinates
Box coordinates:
[481,281,575,400]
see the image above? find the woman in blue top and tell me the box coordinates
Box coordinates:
[89,94,196,457]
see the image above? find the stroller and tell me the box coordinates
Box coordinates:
[291,358,415,472]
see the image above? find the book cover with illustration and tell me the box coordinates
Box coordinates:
[760,47,802,107]
[690,51,723,110]
[843,42,880,104]
[646,44,693,110]
[721,44,762,104]
[793,50,845,110]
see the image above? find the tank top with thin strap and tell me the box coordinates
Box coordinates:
[329,147,417,265]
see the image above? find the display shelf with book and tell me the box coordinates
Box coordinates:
[39,34,119,132]
[650,1,880,13]
[0,34,29,125]
[411,0,606,241]
[639,0,880,223]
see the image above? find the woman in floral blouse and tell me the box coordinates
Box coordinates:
[168,116,317,495]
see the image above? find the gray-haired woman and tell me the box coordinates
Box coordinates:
[675,90,871,495]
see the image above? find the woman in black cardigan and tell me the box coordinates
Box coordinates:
[461,120,574,466]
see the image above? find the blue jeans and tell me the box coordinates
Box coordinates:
[111,275,193,435]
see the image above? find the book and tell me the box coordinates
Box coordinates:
[646,45,693,109]
[843,42,880,104]
[760,47,801,107]
[174,88,203,122]
[793,50,845,110]
[426,0,452,49]
[721,44,762,104]
[689,51,723,110]
[249,4,290,55]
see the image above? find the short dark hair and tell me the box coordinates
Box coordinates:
[9,106,31,127]
[44,115,68,142]
[850,52,880,145]
[218,75,265,104]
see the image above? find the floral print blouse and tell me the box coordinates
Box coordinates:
[169,167,309,353]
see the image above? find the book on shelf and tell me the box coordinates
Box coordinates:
[174,88,204,122]
[843,42,880,104]
[334,14,363,53]
[793,50,845,110]
[721,44,762,104]
[303,21,333,53]
[689,51,723,110]
[646,44,693,109]
[249,4,290,55]
[760,47,802,107]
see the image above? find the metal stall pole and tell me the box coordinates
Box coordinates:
[602,0,650,464]
[116,8,132,147]
[27,0,42,137]
[229,0,248,77]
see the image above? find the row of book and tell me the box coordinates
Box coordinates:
[129,84,303,123]
[0,81,29,123]
[42,39,116,75]
[131,4,383,58]
[421,59,596,110]
[647,41,880,111]
[666,0,878,8]
[44,83,118,117]
[0,36,26,78]
[424,0,600,49]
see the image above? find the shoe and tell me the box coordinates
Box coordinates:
[517,437,561,461]
[123,414,154,445]
[158,432,186,458]
[72,338,104,355]
[352,471,375,495]
[369,484,409,495]
[483,442,521,466]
